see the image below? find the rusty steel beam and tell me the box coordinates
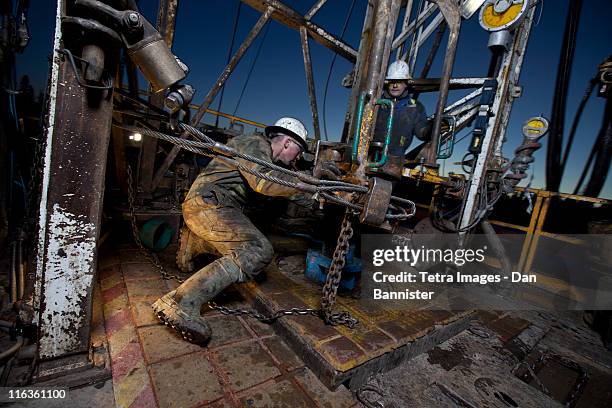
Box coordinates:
[391,2,437,51]
[112,70,128,194]
[305,0,328,20]
[241,0,357,63]
[139,0,180,195]
[354,0,401,181]
[381,0,402,77]
[422,0,461,165]
[395,0,414,59]
[300,26,321,140]
[34,2,115,360]
[342,1,374,143]
[157,0,179,47]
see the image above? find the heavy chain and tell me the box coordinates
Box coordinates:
[126,166,185,283]
[320,210,359,328]
[207,301,320,323]
[209,210,359,328]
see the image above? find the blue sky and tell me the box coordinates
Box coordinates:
[17,0,612,198]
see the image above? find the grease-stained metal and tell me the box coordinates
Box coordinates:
[241,0,357,62]
[140,0,181,194]
[422,0,462,165]
[36,51,114,359]
[300,26,322,140]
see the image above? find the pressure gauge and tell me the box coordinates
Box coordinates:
[522,116,549,141]
[479,0,528,31]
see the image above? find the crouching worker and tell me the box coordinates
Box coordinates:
[152,117,313,344]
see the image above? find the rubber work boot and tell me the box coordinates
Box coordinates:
[176,225,211,273]
[378,155,404,180]
[152,258,242,345]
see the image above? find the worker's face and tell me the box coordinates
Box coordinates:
[387,80,408,98]
[272,135,303,165]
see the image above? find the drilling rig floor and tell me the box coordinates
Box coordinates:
[93,241,362,407]
[11,234,607,407]
[235,249,473,391]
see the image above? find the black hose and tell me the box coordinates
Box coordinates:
[573,133,599,194]
[560,76,597,176]
[546,0,583,192]
[584,93,612,197]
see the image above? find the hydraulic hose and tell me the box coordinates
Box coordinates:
[546,0,583,192]
[583,94,612,197]
[560,76,597,177]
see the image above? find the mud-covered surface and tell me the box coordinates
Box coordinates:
[355,311,612,407]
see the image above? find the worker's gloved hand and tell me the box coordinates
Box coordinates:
[319,161,342,180]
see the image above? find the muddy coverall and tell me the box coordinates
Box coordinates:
[180,132,310,282]
[373,89,430,156]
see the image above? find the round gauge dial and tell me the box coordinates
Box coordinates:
[479,0,528,31]
[522,116,549,140]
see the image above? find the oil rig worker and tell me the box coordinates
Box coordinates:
[152,117,314,344]
[373,60,433,179]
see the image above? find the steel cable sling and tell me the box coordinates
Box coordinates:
[113,122,417,220]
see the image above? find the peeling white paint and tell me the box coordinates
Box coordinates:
[34,0,64,318]
[39,204,96,359]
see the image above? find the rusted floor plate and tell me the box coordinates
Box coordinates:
[236,254,473,390]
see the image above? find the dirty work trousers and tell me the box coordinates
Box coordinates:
[182,188,274,281]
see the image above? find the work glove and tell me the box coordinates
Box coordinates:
[318,161,342,181]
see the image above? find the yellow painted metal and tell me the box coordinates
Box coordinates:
[187,104,267,129]
[488,219,529,232]
[517,194,544,272]
[514,187,608,204]
[537,232,585,245]
[523,196,551,274]
[404,167,446,185]
[481,3,524,30]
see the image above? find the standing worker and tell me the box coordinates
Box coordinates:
[152,117,319,345]
[373,60,440,179]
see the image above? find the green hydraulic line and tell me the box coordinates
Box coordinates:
[368,98,394,168]
[351,93,395,167]
[352,93,367,162]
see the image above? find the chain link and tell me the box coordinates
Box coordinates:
[320,210,359,328]
[126,166,185,283]
[207,210,359,327]
[207,301,321,323]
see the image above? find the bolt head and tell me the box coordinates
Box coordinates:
[127,12,140,25]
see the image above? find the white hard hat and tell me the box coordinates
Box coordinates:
[386,60,412,81]
[265,117,309,151]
